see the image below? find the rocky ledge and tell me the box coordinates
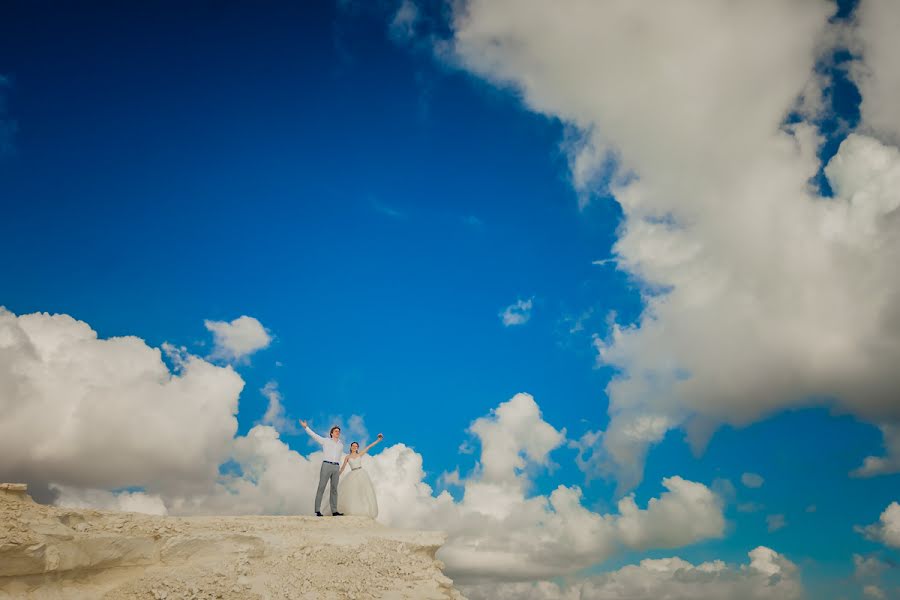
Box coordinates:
[0,484,465,600]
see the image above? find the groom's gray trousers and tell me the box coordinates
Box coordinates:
[315,461,340,513]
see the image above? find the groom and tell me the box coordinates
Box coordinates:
[300,420,344,517]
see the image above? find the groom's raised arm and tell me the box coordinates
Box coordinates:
[299,419,326,445]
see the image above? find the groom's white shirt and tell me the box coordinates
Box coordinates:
[304,426,344,463]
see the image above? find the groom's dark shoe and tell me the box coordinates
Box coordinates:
[315,511,323,517]
[332,512,344,516]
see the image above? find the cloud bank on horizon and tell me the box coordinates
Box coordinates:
[0,307,734,588]
[459,547,802,600]
[442,0,900,491]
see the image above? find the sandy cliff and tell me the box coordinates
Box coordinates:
[0,484,465,600]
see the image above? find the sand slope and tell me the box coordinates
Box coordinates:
[0,485,465,600]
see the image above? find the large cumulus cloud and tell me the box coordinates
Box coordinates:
[0,308,243,500]
[447,0,900,490]
[401,394,725,583]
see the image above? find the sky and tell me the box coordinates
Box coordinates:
[1,1,899,599]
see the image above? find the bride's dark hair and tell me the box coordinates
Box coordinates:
[350,442,359,452]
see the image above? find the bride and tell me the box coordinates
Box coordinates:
[337,433,384,518]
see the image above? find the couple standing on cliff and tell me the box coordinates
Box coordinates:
[299,419,383,518]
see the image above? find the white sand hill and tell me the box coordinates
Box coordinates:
[0,484,466,600]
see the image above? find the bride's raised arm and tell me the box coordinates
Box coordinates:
[361,433,384,455]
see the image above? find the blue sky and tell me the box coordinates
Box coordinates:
[2,1,899,598]
[0,0,636,476]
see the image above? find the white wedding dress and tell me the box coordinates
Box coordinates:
[337,457,378,518]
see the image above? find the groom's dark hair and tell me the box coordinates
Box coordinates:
[329,426,340,436]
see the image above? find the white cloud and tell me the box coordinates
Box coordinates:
[468,392,565,484]
[0,307,243,500]
[499,297,534,327]
[591,258,616,267]
[712,476,739,504]
[858,501,900,548]
[562,307,594,335]
[851,1,900,143]
[380,393,725,584]
[767,514,787,533]
[459,546,802,600]
[260,381,297,434]
[852,424,900,478]
[389,0,419,42]
[204,315,272,363]
[854,553,888,580]
[616,476,724,550]
[741,472,765,488]
[864,584,886,599]
[438,468,463,489]
[447,0,900,491]
[345,414,369,443]
[171,425,331,516]
[50,485,168,516]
